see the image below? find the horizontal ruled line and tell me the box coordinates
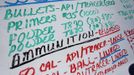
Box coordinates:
[0,0,74,8]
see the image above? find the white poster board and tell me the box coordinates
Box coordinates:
[0,0,134,75]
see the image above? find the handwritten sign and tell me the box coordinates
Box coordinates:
[0,0,134,75]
